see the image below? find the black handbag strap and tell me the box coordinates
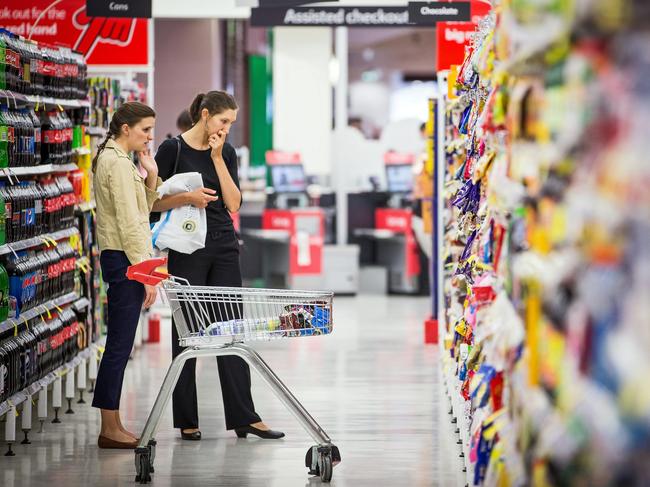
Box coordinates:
[149,136,182,225]
[172,135,182,175]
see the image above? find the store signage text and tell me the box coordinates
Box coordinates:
[251,6,435,27]
[386,216,408,229]
[86,0,152,18]
[271,217,291,228]
[445,27,473,44]
[408,2,471,23]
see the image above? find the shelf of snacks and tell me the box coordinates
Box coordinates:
[437,1,650,486]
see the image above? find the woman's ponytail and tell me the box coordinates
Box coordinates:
[189,93,206,124]
[188,91,237,123]
[91,131,112,172]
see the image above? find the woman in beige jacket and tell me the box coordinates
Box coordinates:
[92,102,160,449]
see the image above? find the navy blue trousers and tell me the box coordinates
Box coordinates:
[92,250,145,410]
[168,228,261,430]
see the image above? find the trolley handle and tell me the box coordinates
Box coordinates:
[127,258,170,286]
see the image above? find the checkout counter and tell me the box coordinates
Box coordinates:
[349,153,428,295]
[240,151,359,293]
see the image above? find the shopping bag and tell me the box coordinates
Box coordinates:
[151,172,206,254]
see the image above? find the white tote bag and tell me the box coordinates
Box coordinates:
[151,172,207,254]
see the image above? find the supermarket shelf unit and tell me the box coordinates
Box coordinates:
[435,2,650,486]
[0,80,105,453]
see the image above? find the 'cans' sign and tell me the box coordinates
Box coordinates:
[86,0,152,19]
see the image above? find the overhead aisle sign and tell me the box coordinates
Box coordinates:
[408,2,471,23]
[251,3,472,27]
[86,0,152,18]
[0,0,149,66]
[251,6,412,27]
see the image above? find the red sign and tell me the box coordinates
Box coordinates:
[468,0,491,24]
[265,151,302,165]
[0,1,149,66]
[436,0,491,72]
[375,208,420,276]
[436,21,476,71]
[262,209,324,275]
[384,152,415,165]
[375,208,412,233]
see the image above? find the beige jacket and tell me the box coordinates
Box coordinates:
[94,139,161,265]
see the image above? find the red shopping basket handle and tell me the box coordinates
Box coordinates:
[127,258,170,286]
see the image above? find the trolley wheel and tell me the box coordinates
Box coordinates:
[305,445,340,480]
[135,449,151,484]
[148,439,157,473]
[306,446,319,476]
[319,452,333,483]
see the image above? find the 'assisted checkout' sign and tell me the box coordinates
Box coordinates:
[250,2,471,27]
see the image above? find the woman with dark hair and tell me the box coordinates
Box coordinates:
[92,102,161,449]
[176,109,193,133]
[153,91,284,441]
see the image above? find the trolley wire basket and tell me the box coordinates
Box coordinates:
[126,258,341,484]
[161,280,334,346]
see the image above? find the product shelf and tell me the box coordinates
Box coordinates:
[53,163,82,172]
[0,291,79,335]
[0,89,90,110]
[0,226,80,257]
[85,126,107,137]
[73,147,92,156]
[76,201,96,213]
[73,297,91,312]
[25,95,90,109]
[0,163,80,178]
[0,337,104,418]
[443,363,474,485]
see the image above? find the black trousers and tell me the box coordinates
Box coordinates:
[168,228,261,430]
[93,250,145,410]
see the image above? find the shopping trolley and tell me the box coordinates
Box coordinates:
[126,258,341,484]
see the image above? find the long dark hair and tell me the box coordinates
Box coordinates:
[92,101,156,172]
[189,91,238,124]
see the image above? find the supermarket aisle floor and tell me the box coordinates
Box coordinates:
[0,295,465,487]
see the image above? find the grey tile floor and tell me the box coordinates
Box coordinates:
[1,295,465,487]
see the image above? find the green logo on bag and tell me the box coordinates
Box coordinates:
[182,220,197,233]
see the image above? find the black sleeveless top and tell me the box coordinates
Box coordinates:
[154,135,240,230]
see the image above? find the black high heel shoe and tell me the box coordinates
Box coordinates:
[234,425,285,439]
[180,429,202,441]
